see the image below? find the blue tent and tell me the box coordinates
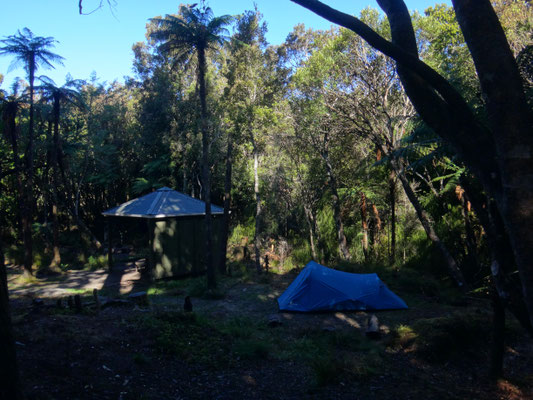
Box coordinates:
[278,261,408,312]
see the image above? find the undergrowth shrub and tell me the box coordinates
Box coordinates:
[85,255,108,270]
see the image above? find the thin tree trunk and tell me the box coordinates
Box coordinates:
[392,159,467,288]
[360,192,369,261]
[22,62,37,276]
[219,130,233,275]
[304,203,318,260]
[198,46,215,290]
[389,170,396,265]
[50,95,62,271]
[252,144,262,273]
[0,239,23,400]
[322,144,350,260]
[456,187,478,274]
[371,203,381,257]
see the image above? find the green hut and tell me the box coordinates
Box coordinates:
[102,187,223,279]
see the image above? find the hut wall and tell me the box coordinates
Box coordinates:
[149,216,223,279]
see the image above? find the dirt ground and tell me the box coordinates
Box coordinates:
[7,262,533,400]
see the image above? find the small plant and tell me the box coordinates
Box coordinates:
[387,324,418,350]
[85,255,108,271]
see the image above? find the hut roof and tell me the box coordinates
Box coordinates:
[102,187,223,218]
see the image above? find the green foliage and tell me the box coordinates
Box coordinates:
[229,220,255,246]
[289,238,312,266]
[5,244,24,265]
[84,255,108,271]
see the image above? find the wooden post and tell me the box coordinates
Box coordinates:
[106,218,114,271]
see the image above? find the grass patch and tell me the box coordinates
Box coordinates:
[309,351,383,387]
[62,288,93,295]
[310,355,343,386]
[219,317,255,338]
[147,275,227,299]
[387,324,418,350]
[133,311,231,367]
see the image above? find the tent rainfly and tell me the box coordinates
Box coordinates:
[102,187,223,279]
[278,261,408,312]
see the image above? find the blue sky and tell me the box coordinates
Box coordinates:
[0,0,449,89]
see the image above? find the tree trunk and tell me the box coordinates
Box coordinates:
[22,61,36,276]
[198,46,215,290]
[461,176,533,335]
[322,145,350,260]
[371,203,381,257]
[360,192,369,261]
[389,170,396,265]
[392,159,467,288]
[456,186,479,275]
[304,203,318,260]
[252,144,262,273]
[452,0,533,333]
[219,130,233,275]
[49,95,62,271]
[0,239,23,400]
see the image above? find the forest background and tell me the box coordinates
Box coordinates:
[1,0,533,396]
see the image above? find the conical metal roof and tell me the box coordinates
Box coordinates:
[102,187,223,218]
